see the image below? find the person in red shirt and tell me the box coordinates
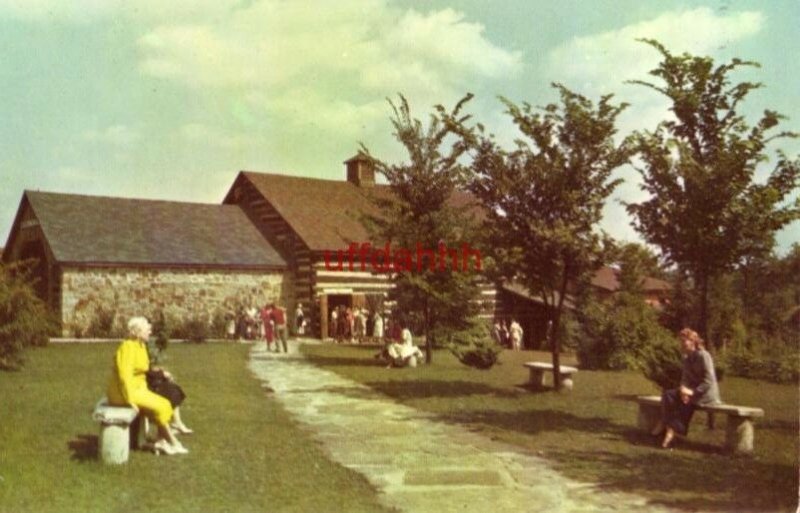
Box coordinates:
[260,303,274,352]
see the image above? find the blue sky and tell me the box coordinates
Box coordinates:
[1,0,797,252]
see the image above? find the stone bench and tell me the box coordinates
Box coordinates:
[523,362,579,391]
[92,398,142,464]
[636,395,764,454]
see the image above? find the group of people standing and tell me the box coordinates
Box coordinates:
[330,306,386,344]
[492,318,524,350]
[259,303,291,353]
[227,302,306,347]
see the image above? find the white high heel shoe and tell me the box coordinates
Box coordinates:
[153,439,189,456]
[171,423,194,435]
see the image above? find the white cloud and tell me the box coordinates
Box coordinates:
[545,8,765,248]
[136,0,521,129]
[81,125,140,146]
[0,0,238,23]
[547,8,763,94]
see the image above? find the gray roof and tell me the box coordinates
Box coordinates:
[24,191,286,268]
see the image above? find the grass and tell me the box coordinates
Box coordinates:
[301,344,799,513]
[0,343,393,513]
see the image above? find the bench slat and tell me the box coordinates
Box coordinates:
[523,362,578,374]
[636,395,763,418]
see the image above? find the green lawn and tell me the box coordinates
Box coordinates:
[0,343,393,513]
[302,344,799,513]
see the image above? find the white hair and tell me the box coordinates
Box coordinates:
[127,317,151,340]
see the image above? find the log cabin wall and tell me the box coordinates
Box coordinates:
[225,176,314,331]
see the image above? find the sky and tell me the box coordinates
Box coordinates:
[1,0,798,253]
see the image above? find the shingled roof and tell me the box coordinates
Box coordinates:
[21,191,286,268]
[591,266,671,293]
[235,171,481,252]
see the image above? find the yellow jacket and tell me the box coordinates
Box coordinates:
[107,339,173,426]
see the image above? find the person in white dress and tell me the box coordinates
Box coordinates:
[386,323,424,367]
[509,319,524,351]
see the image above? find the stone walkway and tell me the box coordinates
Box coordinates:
[247,341,680,513]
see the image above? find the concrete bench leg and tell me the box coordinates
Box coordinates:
[99,422,132,464]
[638,402,661,433]
[558,374,574,392]
[528,369,546,388]
[725,416,755,455]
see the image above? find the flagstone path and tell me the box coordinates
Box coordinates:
[247,341,680,513]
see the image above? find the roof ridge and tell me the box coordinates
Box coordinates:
[25,189,228,208]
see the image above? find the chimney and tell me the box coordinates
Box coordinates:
[344,152,375,188]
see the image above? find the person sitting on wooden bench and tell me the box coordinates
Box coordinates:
[654,328,721,449]
[107,317,188,456]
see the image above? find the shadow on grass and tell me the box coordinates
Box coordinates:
[445,408,624,437]
[68,434,97,462]
[550,442,796,512]
[302,354,387,368]
[365,379,523,399]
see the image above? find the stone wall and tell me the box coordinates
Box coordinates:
[60,266,292,338]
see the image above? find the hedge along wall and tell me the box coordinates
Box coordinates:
[60,266,293,337]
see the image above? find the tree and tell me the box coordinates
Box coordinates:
[362,94,482,363]
[614,242,666,294]
[452,84,631,388]
[0,261,54,370]
[626,40,800,345]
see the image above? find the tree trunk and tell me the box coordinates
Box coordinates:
[550,263,571,390]
[698,273,710,349]
[424,297,432,363]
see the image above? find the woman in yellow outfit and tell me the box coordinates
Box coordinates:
[107,317,188,455]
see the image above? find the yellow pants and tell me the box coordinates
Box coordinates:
[109,386,173,427]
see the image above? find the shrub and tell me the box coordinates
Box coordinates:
[577,292,674,372]
[172,316,209,343]
[446,318,503,370]
[0,262,56,370]
[85,305,116,338]
[722,345,799,384]
[210,308,228,339]
[638,336,683,389]
[151,310,170,352]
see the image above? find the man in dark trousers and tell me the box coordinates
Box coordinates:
[271,303,288,353]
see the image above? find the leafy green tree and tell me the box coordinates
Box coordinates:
[452,84,631,388]
[614,242,665,294]
[626,40,800,344]
[0,261,55,370]
[362,94,482,363]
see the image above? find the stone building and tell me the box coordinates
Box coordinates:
[2,191,289,337]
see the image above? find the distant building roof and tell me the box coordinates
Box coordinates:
[23,190,286,269]
[591,266,671,293]
[233,171,481,252]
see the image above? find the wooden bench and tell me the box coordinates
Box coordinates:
[636,395,764,454]
[92,398,146,464]
[523,362,579,391]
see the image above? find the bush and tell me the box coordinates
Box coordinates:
[577,293,674,372]
[210,308,229,339]
[0,262,56,370]
[722,345,799,384]
[85,305,116,338]
[638,336,683,389]
[446,318,503,370]
[151,310,170,352]
[172,316,209,343]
